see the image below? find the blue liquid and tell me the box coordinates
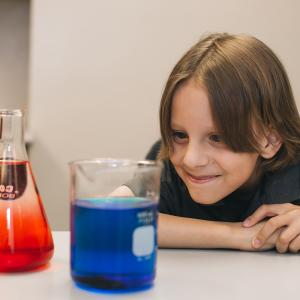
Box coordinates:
[71,197,157,290]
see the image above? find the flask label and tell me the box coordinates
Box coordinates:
[0,162,27,201]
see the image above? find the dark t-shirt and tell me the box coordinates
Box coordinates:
[145,141,300,222]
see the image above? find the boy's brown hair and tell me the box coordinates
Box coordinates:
[159,33,300,172]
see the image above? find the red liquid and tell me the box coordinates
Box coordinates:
[0,161,54,272]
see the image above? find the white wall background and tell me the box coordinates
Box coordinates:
[0,0,29,110]
[28,0,300,230]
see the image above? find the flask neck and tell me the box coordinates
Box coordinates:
[0,110,28,161]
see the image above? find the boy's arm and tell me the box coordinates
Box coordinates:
[111,186,279,251]
[158,213,279,251]
[158,213,233,248]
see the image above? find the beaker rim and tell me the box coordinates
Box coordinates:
[69,158,162,168]
[0,109,22,116]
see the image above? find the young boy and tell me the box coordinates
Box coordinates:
[149,33,300,253]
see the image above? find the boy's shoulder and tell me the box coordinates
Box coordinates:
[262,160,300,205]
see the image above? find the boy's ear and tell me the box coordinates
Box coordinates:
[259,131,282,159]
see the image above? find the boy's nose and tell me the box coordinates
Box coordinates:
[182,142,209,168]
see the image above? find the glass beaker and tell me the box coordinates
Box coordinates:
[69,158,162,291]
[0,109,54,272]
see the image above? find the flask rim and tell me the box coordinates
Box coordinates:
[0,109,22,116]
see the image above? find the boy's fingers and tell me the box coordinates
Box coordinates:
[288,234,300,253]
[243,204,282,227]
[276,217,300,253]
[275,227,292,253]
[252,214,290,248]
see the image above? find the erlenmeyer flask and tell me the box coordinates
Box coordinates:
[0,109,54,272]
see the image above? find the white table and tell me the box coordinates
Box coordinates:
[1,231,300,300]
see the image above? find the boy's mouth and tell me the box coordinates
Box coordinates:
[186,172,221,184]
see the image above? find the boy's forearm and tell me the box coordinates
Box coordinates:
[158,213,238,249]
[158,213,278,251]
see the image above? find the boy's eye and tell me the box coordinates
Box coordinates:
[172,131,188,143]
[209,134,223,143]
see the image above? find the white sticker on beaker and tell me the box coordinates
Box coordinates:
[132,225,154,257]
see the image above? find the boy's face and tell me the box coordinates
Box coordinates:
[170,79,259,205]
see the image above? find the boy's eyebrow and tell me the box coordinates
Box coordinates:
[171,123,218,132]
[170,123,185,129]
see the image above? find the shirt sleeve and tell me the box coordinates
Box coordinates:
[292,199,300,206]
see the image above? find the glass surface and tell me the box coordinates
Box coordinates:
[69,159,162,291]
[0,110,54,272]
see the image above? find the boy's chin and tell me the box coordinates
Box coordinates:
[190,194,221,206]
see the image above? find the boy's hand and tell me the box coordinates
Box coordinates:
[242,203,300,253]
[231,221,280,251]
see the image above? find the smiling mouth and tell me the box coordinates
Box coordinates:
[186,173,221,184]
